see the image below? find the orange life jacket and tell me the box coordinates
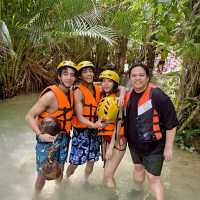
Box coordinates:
[38,85,73,134]
[72,83,101,128]
[98,94,124,137]
[124,83,162,142]
[98,122,124,137]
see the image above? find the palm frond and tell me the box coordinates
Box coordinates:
[65,9,117,45]
[65,8,102,31]
[69,25,118,45]
[0,20,16,58]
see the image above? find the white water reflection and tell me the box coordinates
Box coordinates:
[0,94,200,200]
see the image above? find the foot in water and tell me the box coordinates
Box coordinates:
[134,182,144,192]
[80,175,89,184]
[32,192,41,200]
[127,188,144,200]
[61,177,70,184]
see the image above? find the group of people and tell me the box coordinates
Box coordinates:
[25,60,178,200]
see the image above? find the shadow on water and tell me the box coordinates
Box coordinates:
[0,94,200,200]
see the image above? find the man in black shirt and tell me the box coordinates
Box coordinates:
[125,63,178,200]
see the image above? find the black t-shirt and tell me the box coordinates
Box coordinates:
[126,87,178,155]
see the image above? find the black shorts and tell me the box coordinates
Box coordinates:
[130,149,164,176]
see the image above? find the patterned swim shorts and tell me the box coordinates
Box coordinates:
[69,128,101,165]
[35,134,70,172]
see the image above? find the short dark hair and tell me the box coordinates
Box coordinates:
[128,63,150,77]
[112,82,119,94]
[79,66,94,77]
[57,66,77,77]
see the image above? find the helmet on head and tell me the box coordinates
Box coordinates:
[77,61,95,72]
[57,60,77,72]
[97,96,119,122]
[99,70,119,84]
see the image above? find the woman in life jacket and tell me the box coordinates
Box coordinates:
[97,70,127,189]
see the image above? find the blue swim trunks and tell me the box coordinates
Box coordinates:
[35,134,70,172]
[69,128,101,165]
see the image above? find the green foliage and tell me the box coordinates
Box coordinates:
[176,129,200,152]
[0,0,119,97]
[153,72,181,104]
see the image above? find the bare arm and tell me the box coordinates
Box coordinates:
[25,91,56,142]
[106,108,123,160]
[118,85,126,106]
[164,127,176,161]
[74,89,102,128]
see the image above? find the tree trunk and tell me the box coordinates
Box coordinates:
[116,36,128,73]
[144,44,156,76]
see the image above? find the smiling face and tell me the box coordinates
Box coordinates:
[80,67,94,83]
[129,66,149,93]
[58,67,76,88]
[102,78,115,94]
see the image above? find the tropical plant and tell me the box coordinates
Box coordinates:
[0,0,118,98]
[173,0,200,131]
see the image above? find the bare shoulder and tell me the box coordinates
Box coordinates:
[39,90,57,106]
[27,90,57,115]
[74,88,83,101]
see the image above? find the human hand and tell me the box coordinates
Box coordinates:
[164,146,173,161]
[117,95,124,107]
[92,120,104,129]
[118,86,126,106]
[105,147,113,160]
[38,133,55,142]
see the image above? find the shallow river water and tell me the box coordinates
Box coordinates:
[0,94,199,200]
